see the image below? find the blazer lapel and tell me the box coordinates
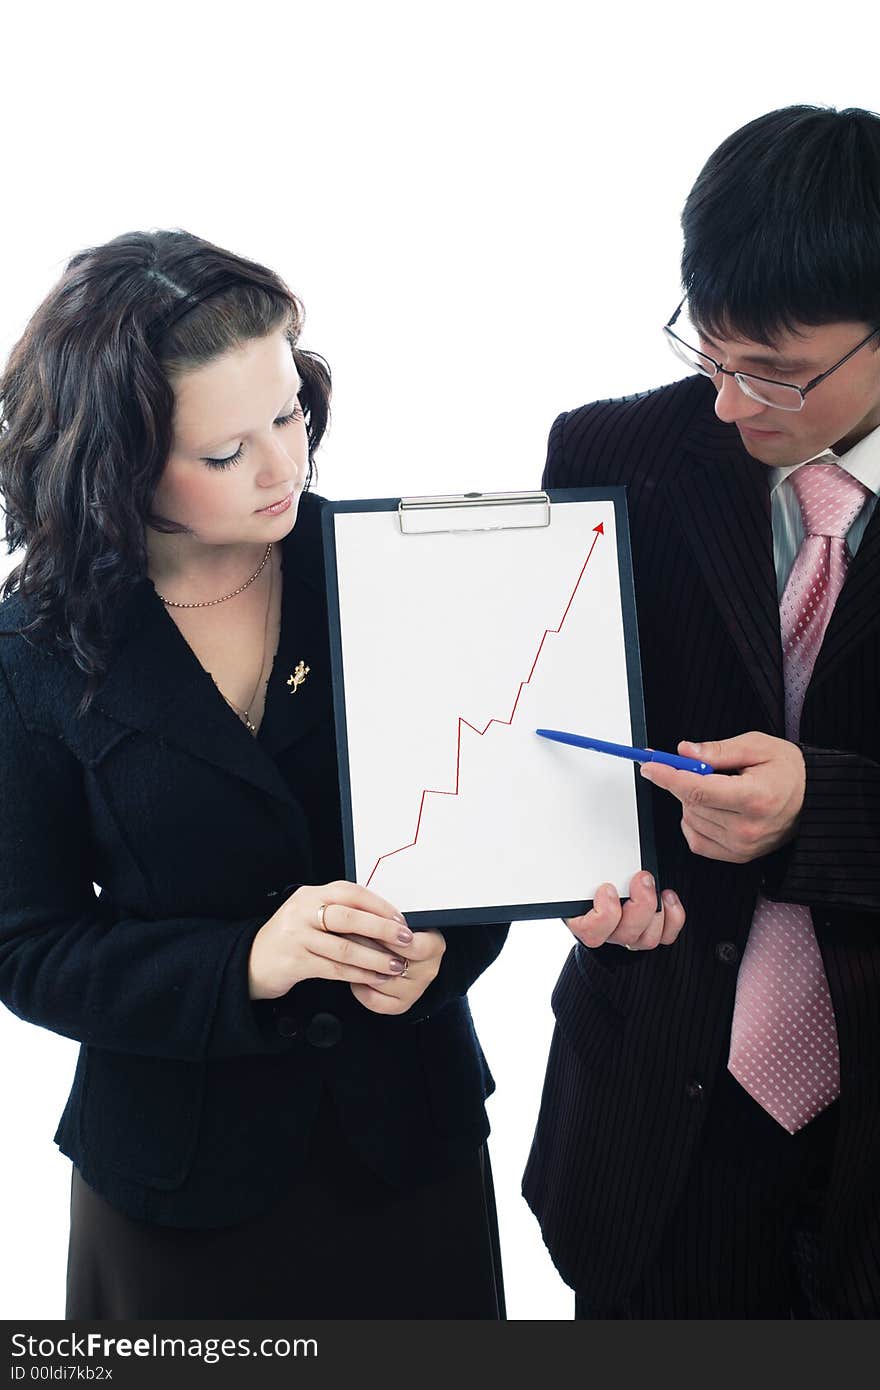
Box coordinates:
[257,509,332,760]
[808,493,880,693]
[91,496,331,810]
[92,580,301,810]
[663,410,785,735]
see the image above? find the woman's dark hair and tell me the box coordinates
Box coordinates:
[681,104,880,345]
[0,228,331,706]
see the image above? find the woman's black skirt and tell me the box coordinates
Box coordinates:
[66,1092,505,1320]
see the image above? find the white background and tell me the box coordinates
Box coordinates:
[0,0,875,1321]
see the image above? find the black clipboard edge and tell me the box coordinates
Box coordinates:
[321,498,355,895]
[322,490,658,927]
[400,900,591,929]
[603,486,660,898]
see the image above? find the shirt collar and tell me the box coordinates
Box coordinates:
[769,421,880,498]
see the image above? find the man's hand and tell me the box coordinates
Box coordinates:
[566,871,685,951]
[639,732,806,864]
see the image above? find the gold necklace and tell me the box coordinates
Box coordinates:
[213,555,275,736]
[155,543,272,608]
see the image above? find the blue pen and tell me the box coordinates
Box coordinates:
[535,728,714,775]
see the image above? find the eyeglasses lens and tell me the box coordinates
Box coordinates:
[663,330,805,411]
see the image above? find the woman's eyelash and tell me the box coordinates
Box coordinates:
[205,444,245,470]
[203,404,304,469]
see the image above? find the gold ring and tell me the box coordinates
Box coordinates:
[317,903,328,931]
[623,943,635,951]
[400,959,409,978]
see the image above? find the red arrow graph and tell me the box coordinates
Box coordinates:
[364,523,605,887]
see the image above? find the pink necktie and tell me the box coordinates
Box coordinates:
[727,459,871,1133]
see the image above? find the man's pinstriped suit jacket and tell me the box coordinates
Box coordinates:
[523,375,880,1316]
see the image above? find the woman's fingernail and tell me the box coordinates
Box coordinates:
[606,886,619,904]
[388,957,406,973]
[662,890,679,908]
[397,925,413,944]
[642,873,655,889]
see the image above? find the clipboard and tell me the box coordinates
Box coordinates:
[322,488,657,927]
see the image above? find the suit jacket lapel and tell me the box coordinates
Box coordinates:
[92,495,330,810]
[258,507,331,760]
[663,406,786,735]
[663,394,880,725]
[808,493,880,693]
[92,581,301,809]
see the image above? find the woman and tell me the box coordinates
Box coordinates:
[0,230,508,1318]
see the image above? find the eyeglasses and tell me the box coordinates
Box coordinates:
[663,300,880,411]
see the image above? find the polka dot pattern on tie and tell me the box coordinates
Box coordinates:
[729,897,841,1133]
[728,460,870,1133]
[779,461,871,742]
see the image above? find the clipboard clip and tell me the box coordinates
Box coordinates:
[398,490,550,536]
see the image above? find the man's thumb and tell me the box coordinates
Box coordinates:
[678,734,761,771]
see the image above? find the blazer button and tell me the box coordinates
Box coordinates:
[685,1079,704,1102]
[714,941,739,965]
[276,1013,299,1038]
[305,1012,343,1049]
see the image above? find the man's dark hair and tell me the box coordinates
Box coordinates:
[681,104,880,345]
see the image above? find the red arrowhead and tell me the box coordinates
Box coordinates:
[593,522,604,535]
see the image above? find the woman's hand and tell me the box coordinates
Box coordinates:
[247,880,415,1000]
[565,871,686,951]
[351,928,446,1015]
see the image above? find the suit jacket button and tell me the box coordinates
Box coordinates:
[715,941,739,964]
[305,1012,343,1048]
[276,1014,299,1038]
[685,1079,704,1101]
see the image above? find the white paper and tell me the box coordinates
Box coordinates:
[332,498,645,915]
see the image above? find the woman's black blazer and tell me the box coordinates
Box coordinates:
[0,491,508,1227]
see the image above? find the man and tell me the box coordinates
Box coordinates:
[523,105,880,1318]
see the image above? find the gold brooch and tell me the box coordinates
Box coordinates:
[287,660,310,694]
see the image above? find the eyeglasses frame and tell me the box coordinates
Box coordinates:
[664,299,880,411]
